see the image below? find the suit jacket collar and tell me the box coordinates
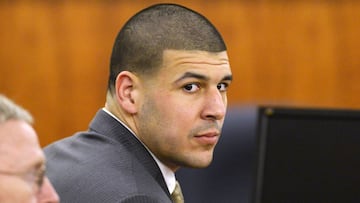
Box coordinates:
[88,109,171,198]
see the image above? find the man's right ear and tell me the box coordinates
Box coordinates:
[114,71,139,114]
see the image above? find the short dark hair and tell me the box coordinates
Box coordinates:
[108,3,227,93]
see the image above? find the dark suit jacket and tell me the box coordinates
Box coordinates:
[44,110,173,203]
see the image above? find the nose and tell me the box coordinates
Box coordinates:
[37,177,60,203]
[201,87,226,121]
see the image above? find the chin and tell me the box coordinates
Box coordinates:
[178,149,215,168]
[189,161,212,169]
[185,156,214,169]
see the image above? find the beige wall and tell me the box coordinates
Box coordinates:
[1,1,360,146]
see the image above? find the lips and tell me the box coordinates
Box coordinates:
[194,131,220,145]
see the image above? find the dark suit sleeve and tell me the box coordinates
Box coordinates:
[119,195,165,203]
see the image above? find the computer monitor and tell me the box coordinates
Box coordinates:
[254,107,360,203]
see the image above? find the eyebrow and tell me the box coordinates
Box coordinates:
[223,75,233,81]
[175,72,233,83]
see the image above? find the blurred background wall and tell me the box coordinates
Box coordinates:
[1,0,360,147]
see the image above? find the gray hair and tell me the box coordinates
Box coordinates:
[0,94,33,124]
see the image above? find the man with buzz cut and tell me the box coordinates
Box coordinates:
[45,3,233,203]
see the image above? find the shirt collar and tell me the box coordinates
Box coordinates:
[102,108,176,194]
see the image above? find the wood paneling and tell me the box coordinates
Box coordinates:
[1,1,359,146]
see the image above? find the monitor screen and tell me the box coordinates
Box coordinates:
[253,107,360,203]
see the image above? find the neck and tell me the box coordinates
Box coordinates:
[105,92,139,136]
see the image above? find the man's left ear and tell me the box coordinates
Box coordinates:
[114,71,141,114]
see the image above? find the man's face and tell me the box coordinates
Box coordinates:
[136,49,232,171]
[0,120,59,203]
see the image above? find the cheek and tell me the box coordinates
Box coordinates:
[156,95,196,130]
[160,106,200,150]
[0,177,35,203]
[142,90,201,140]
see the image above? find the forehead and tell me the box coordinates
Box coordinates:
[160,49,231,76]
[0,120,43,172]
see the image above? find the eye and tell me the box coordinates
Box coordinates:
[30,165,45,192]
[217,83,228,91]
[183,83,200,93]
[35,168,45,188]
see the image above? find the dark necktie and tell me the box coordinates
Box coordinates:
[171,181,184,203]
